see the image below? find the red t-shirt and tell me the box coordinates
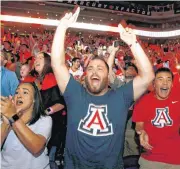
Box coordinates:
[133,92,180,164]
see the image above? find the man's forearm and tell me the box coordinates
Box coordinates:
[51,25,67,67]
[107,51,116,68]
[135,122,145,133]
[130,42,154,81]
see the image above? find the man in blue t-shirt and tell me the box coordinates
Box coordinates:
[1,51,19,97]
[51,7,154,169]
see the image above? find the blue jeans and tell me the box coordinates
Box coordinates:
[49,146,59,169]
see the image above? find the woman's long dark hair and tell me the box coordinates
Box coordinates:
[40,52,53,78]
[27,82,46,125]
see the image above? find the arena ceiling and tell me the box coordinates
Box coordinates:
[1,1,180,36]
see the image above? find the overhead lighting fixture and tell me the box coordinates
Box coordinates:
[1,14,180,38]
[111,18,113,20]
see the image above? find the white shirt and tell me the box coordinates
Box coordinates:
[69,67,83,79]
[1,116,52,169]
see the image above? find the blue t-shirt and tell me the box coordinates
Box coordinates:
[1,67,19,97]
[63,76,134,169]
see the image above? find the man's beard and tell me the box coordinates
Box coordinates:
[85,77,108,95]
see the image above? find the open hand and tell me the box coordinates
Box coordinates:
[59,6,80,29]
[0,96,17,119]
[118,20,137,46]
[138,130,153,150]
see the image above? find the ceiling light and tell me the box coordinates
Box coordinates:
[111,18,113,20]
[1,14,180,37]
[37,12,39,14]
[46,13,48,15]
[56,14,58,16]
[91,18,93,20]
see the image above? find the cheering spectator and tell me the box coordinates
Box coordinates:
[1,51,19,97]
[51,7,154,169]
[34,52,67,168]
[133,67,180,169]
[69,57,83,81]
[20,63,35,83]
[1,82,52,169]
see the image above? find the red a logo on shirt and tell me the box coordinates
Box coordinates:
[151,107,173,128]
[78,104,113,136]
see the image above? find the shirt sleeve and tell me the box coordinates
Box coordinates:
[132,97,148,122]
[63,75,83,106]
[34,116,52,141]
[9,72,19,96]
[117,80,134,110]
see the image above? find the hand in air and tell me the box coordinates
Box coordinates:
[118,20,137,46]
[59,6,80,29]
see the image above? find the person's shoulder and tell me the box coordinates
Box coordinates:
[3,67,16,75]
[136,92,154,104]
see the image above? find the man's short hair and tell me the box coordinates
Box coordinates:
[155,67,174,80]
[72,57,80,63]
[124,62,138,74]
[90,56,109,72]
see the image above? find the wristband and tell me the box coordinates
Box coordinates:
[45,107,54,115]
[9,114,20,126]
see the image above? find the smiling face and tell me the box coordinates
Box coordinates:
[154,71,173,100]
[34,53,45,75]
[85,58,109,96]
[14,83,34,113]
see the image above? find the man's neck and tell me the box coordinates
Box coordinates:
[87,87,109,96]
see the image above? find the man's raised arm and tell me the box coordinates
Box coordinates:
[118,21,154,101]
[51,7,80,94]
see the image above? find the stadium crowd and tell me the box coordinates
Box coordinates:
[1,6,180,169]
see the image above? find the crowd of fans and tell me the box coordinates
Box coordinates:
[1,31,180,80]
[1,12,180,169]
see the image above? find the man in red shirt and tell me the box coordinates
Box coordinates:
[133,67,180,169]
